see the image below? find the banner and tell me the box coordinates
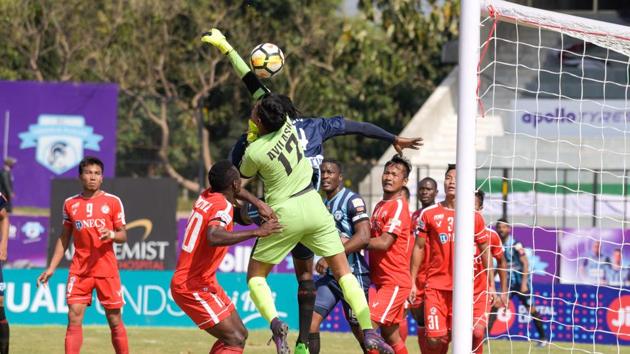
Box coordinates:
[5,215,48,268]
[0,81,118,208]
[512,99,629,137]
[559,228,630,286]
[5,269,297,329]
[50,178,178,270]
[511,226,558,284]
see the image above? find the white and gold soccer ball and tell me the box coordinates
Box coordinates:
[249,43,285,79]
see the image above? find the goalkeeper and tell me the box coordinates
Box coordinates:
[202,28,421,354]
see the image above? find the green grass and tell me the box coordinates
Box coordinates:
[11,325,624,353]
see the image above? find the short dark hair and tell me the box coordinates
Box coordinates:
[208,160,239,192]
[445,163,456,176]
[255,93,297,132]
[321,158,342,174]
[401,186,410,200]
[496,217,510,227]
[418,177,437,189]
[385,155,411,178]
[79,156,104,175]
[475,189,485,207]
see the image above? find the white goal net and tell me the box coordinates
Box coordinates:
[474,0,630,353]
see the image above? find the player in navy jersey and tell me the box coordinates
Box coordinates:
[307,159,371,354]
[0,193,8,354]
[203,29,418,354]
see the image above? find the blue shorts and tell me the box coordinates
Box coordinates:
[314,273,370,327]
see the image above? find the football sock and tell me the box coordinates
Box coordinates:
[472,325,485,354]
[417,327,430,354]
[308,332,320,354]
[392,341,408,354]
[110,323,129,354]
[0,306,9,354]
[65,324,83,354]
[248,277,278,323]
[338,274,372,330]
[297,280,316,345]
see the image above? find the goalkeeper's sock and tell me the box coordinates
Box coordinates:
[248,276,278,323]
[338,273,372,330]
[110,323,129,354]
[65,324,83,354]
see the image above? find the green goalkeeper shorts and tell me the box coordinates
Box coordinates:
[251,189,344,265]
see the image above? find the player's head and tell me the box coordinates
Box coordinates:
[592,240,602,256]
[613,248,622,265]
[320,159,343,194]
[382,155,411,195]
[3,156,16,169]
[208,160,241,195]
[475,189,485,211]
[418,177,438,207]
[252,93,294,133]
[495,217,511,238]
[444,164,456,198]
[78,156,104,192]
[401,186,410,201]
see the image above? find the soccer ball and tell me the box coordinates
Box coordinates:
[250,43,285,79]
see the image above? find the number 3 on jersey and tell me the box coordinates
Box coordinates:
[278,134,303,176]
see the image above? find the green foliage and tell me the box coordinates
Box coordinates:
[0,0,458,190]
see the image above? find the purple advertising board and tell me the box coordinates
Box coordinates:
[559,228,630,285]
[6,215,48,268]
[511,226,559,283]
[0,81,117,208]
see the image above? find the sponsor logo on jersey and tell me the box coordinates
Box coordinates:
[334,210,344,221]
[352,199,365,208]
[434,214,444,227]
[71,202,80,216]
[18,115,103,175]
[439,233,449,244]
[75,221,83,231]
[76,218,106,229]
[101,205,110,214]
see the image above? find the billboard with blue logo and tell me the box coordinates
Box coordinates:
[0,81,117,208]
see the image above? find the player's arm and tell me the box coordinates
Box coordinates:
[37,224,72,287]
[0,197,8,261]
[201,28,269,100]
[367,232,396,251]
[98,226,127,244]
[207,219,282,247]
[496,255,509,307]
[409,235,426,302]
[236,188,277,222]
[325,118,423,156]
[518,248,530,293]
[343,220,370,253]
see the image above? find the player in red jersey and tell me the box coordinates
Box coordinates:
[37,157,129,354]
[410,164,490,354]
[367,155,413,354]
[471,190,507,354]
[171,160,281,353]
[408,177,438,353]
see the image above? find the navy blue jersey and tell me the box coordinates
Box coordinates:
[503,236,531,290]
[324,188,370,275]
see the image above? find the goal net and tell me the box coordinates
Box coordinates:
[473,0,630,352]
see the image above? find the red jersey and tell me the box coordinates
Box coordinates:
[63,192,126,277]
[369,197,413,288]
[171,190,233,291]
[417,203,488,291]
[412,208,431,289]
[473,228,504,295]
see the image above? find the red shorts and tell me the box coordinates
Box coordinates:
[370,285,410,325]
[473,291,491,328]
[66,274,123,309]
[424,288,452,338]
[171,286,235,330]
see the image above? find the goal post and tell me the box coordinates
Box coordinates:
[455,0,630,353]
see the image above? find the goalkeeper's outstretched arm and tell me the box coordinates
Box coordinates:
[201,28,269,100]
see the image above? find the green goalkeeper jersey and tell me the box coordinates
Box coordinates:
[240,118,312,206]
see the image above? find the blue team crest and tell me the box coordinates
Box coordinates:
[19,115,103,174]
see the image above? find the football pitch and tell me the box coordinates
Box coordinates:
[12,325,623,353]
